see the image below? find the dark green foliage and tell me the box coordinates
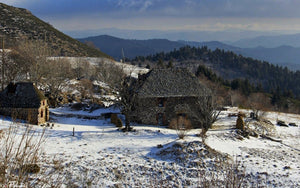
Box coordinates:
[167,61,173,68]
[157,59,165,68]
[139,46,300,99]
[196,64,223,83]
[196,65,256,96]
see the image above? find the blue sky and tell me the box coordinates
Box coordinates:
[2,0,300,39]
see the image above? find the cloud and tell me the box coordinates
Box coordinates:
[3,0,300,34]
[4,0,300,18]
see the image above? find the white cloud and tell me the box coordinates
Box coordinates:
[0,0,36,7]
[3,0,300,35]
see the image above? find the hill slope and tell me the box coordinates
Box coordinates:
[0,3,110,58]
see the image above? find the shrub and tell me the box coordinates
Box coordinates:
[236,113,245,130]
[110,114,123,128]
[115,118,123,128]
[169,117,192,139]
[110,113,118,124]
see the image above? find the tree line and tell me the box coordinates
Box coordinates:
[134,46,300,100]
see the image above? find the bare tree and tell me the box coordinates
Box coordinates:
[95,61,125,88]
[118,76,138,132]
[73,58,91,80]
[191,93,221,139]
[41,59,74,106]
[13,39,54,84]
[247,92,271,120]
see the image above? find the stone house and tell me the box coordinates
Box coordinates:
[0,82,49,125]
[130,69,211,128]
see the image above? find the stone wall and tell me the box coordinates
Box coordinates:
[38,99,49,125]
[0,107,39,124]
[131,96,203,128]
[0,99,49,125]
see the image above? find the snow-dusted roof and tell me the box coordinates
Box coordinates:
[0,82,46,108]
[137,68,210,98]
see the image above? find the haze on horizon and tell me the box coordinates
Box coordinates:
[2,0,300,41]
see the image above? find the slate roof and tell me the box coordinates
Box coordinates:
[0,82,46,108]
[137,68,210,98]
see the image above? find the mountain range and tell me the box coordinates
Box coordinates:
[231,33,300,48]
[78,35,182,61]
[78,35,300,71]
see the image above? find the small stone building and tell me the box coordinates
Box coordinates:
[0,82,49,125]
[130,69,211,128]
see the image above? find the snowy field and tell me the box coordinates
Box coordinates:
[0,106,299,187]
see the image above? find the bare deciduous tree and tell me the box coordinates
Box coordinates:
[41,59,74,106]
[191,93,221,140]
[118,76,138,132]
[95,61,125,89]
[247,92,271,120]
[12,39,54,85]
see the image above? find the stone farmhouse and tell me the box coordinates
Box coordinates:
[0,82,49,125]
[130,68,211,128]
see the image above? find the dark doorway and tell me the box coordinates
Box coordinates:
[157,113,165,125]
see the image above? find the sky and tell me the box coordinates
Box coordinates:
[1,0,300,40]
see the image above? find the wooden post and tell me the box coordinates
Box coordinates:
[73,127,75,136]
[1,37,4,91]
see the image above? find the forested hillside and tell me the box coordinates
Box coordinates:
[133,46,300,101]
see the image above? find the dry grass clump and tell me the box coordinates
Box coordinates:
[169,117,192,139]
[0,124,64,187]
[0,125,45,186]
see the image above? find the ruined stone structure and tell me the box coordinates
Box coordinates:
[0,82,49,125]
[130,69,211,128]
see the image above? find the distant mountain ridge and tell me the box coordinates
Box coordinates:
[182,41,300,71]
[231,33,300,48]
[0,3,110,58]
[79,35,300,70]
[78,35,182,60]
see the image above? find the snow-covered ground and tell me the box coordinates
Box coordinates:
[0,107,299,187]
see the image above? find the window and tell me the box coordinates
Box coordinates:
[157,98,165,107]
[177,113,186,118]
[41,109,43,118]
